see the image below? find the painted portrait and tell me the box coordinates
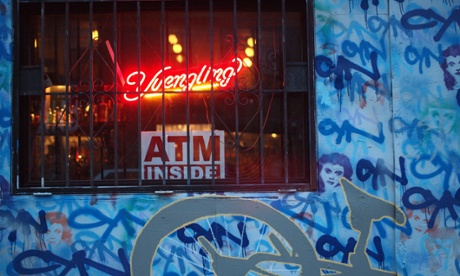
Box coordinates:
[440,44,460,106]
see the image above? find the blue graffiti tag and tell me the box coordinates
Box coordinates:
[155,244,210,275]
[68,208,146,242]
[366,236,385,269]
[316,234,357,263]
[318,119,385,145]
[401,7,460,42]
[177,221,249,256]
[356,156,408,190]
[0,209,48,242]
[13,248,129,276]
[410,154,455,191]
[389,117,435,145]
[271,193,341,235]
[456,258,460,274]
[402,187,460,229]
[404,44,443,74]
[315,51,381,91]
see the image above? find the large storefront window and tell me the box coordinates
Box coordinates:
[14,0,315,193]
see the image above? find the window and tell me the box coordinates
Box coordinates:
[13,0,315,193]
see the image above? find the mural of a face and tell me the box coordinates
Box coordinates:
[410,209,429,234]
[45,223,64,245]
[319,163,344,188]
[445,55,460,89]
[428,107,456,135]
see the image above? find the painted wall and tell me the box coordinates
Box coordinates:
[1,0,459,275]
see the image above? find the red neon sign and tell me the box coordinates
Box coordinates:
[123,58,244,101]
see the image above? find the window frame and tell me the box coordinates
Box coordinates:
[12,0,317,194]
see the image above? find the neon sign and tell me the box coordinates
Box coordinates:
[123,58,244,101]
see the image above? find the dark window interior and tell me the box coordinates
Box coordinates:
[14,0,315,193]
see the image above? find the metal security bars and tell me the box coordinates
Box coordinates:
[13,0,315,193]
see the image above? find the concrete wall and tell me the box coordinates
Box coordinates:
[1,0,459,275]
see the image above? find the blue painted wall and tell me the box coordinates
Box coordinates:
[1,0,459,275]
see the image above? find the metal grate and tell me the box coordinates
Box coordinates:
[13,0,315,193]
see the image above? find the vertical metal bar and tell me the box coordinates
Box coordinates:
[209,0,215,185]
[257,0,264,184]
[65,1,70,187]
[161,0,166,185]
[40,1,45,188]
[281,0,289,184]
[13,0,20,189]
[233,0,240,184]
[306,0,316,190]
[112,0,119,186]
[136,0,142,186]
[89,0,94,186]
[185,0,191,185]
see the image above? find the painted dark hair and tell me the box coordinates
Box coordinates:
[317,152,353,193]
[440,44,460,91]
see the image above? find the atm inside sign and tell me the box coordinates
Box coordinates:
[141,130,225,180]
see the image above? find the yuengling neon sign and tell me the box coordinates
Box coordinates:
[123,58,244,101]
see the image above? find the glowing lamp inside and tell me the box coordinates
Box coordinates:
[245,47,254,57]
[92,29,99,41]
[247,37,255,47]
[172,44,183,54]
[168,34,178,44]
[242,57,253,68]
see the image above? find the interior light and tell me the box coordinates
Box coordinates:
[190,83,220,91]
[45,85,67,93]
[142,82,223,99]
[34,38,38,49]
[144,93,164,99]
[92,29,99,41]
[168,34,178,44]
[271,133,278,138]
[243,57,253,68]
[172,44,183,54]
[245,47,255,57]
[176,54,184,63]
[247,37,255,47]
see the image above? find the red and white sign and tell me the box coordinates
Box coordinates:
[141,130,225,180]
